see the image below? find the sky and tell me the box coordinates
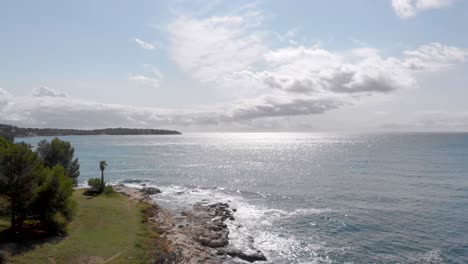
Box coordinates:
[1,0,467,132]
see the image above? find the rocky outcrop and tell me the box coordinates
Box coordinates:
[218,248,267,262]
[173,202,267,262]
[141,187,161,195]
[114,185,267,263]
[190,203,231,248]
[149,203,222,264]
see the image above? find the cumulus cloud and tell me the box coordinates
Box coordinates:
[1,7,467,130]
[167,9,420,102]
[134,38,156,50]
[0,90,178,128]
[392,0,452,18]
[243,46,415,95]
[143,64,164,79]
[128,74,161,88]
[243,43,467,95]
[402,43,467,71]
[0,88,8,97]
[0,87,347,129]
[0,88,11,112]
[163,7,467,129]
[128,65,163,88]
[168,11,266,89]
[227,96,344,121]
[167,10,421,99]
[32,86,68,97]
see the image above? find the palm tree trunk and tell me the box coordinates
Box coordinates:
[101,170,104,191]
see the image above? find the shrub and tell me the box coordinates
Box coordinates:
[87,178,104,193]
[103,186,116,195]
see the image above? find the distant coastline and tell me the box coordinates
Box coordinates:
[0,124,181,139]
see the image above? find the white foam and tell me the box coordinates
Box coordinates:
[121,182,332,263]
[408,249,443,263]
[290,208,332,215]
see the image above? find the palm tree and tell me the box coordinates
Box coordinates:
[99,160,107,191]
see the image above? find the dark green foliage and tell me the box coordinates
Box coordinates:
[32,166,76,232]
[0,123,181,138]
[0,132,14,142]
[0,137,41,229]
[0,137,77,232]
[87,178,104,193]
[36,138,80,184]
[103,186,115,195]
[0,124,15,142]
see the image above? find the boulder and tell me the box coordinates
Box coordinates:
[208,238,229,248]
[218,248,267,262]
[198,237,229,248]
[141,187,161,195]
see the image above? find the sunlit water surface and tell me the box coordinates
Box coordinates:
[19,133,468,263]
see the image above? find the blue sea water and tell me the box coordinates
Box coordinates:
[19,133,468,263]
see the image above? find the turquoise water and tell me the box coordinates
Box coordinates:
[19,133,468,263]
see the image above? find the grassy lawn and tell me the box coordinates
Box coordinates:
[2,189,170,264]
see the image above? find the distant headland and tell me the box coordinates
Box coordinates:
[0,124,181,139]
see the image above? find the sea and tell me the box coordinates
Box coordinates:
[18,133,468,264]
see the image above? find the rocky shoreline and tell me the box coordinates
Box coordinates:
[113,185,267,263]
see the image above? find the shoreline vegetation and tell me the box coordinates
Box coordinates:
[1,189,172,264]
[1,185,268,263]
[0,124,181,139]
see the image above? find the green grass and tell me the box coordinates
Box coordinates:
[4,190,170,264]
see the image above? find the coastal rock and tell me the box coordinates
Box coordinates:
[117,185,266,263]
[141,187,161,195]
[197,236,229,248]
[218,248,267,262]
[186,202,234,250]
[149,206,222,264]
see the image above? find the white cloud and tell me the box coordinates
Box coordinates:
[0,88,12,112]
[163,8,468,129]
[1,6,467,131]
[226,95,344,121]
[128,65,164,88]
[245,46,415,95]
[415,0,452,9]
[0,88,345,128]
[128,74,161,88]
[402,43,467,71]
[243,43,467,96]
[0,89,180,128]
[134,38,156,50]
[275,28,298,43]
[143,64,164,79]
[32,86,68,97]
[168,11,266,91]
[0,88,8,96]
[167,9,421,101]
[392,0,452,18]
